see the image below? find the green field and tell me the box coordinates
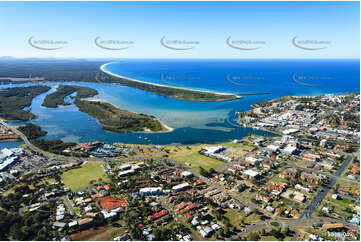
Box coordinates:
[224,208,261,226]
[61,161,110,191]
[169,145,226,173]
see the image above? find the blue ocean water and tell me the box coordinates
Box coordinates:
[104,59,360,96]
[0,59,359,147]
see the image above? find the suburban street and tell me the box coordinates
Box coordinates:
[158,196,201,241]
[62,195,75,216]
[300,155,353,219]
[1,119,359,241]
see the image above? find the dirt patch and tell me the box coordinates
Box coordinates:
[70,226,106,241]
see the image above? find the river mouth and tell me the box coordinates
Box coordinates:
[0,59,359,146]
[0,81,277,145]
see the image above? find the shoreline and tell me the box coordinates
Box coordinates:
[85,98,174,133]
[100,62,240,98]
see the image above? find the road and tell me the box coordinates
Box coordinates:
[232,216,360,239]
[0,120,63,160]
[300,155,353,219]
[2,119,358,239]
[281,156,358,185]
[159,156,360,239]
[158,196,201,241]
[158,158,274,217]
[62,195,75,216]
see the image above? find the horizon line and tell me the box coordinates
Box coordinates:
[1,57,360,60]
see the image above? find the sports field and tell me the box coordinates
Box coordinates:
[168,145,226,174]
[61,161,110,191]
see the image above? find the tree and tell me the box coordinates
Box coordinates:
[283,226,291,236]
[199,166,209,177]
[248,232,260,241]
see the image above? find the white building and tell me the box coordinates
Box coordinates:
[181,171,193,177]
[282,144,298,155]
[172,182,190,192]
[245,156,261,165]
[101,210,117,219]
[68,221,78,228]
[139,187,163,196]
[202,146,225,155]
[119,164,132,171]
[118,169,134,176]
[243,169,260,179]
[295,184,310,193]
[282,128,299,135]
[266,145,280,153]
[0,148,23,171]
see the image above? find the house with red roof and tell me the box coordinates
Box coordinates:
[180,203,197,214]
[95,196,128,211]
[148,209,168,221]
[185,213,193,219]
[97,185,110,191]
[267,181,287,193]
[275,208,283,215]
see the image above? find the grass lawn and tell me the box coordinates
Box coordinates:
[168,145,226,174]
[270,175,289,184]
[224,208,261,226]
[37,177,56,185]
[320,193,355,217]
[336,180,360,190]
[260,235,278,241]
[222,141,255,151]
[3,182,30,196]
[61,161,110,191]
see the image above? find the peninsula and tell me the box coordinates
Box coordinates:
[74,99,171,133]
[100,63,241,102]
[42,85,172,133]
[0,85,51,122]
[42,85,99,108]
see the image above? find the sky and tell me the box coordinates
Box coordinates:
[0,1,359,59]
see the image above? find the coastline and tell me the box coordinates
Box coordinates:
[100,62,241,98]
[85,98,174,133]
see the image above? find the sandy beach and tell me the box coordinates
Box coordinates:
[100,62,240,98]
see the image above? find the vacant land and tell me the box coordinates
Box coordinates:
[61,161,110,191]
[70,223,125,241]
[74,99,168,133]
[224,208,261,226]
[168,145,225,173]
[0,85,51,122]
